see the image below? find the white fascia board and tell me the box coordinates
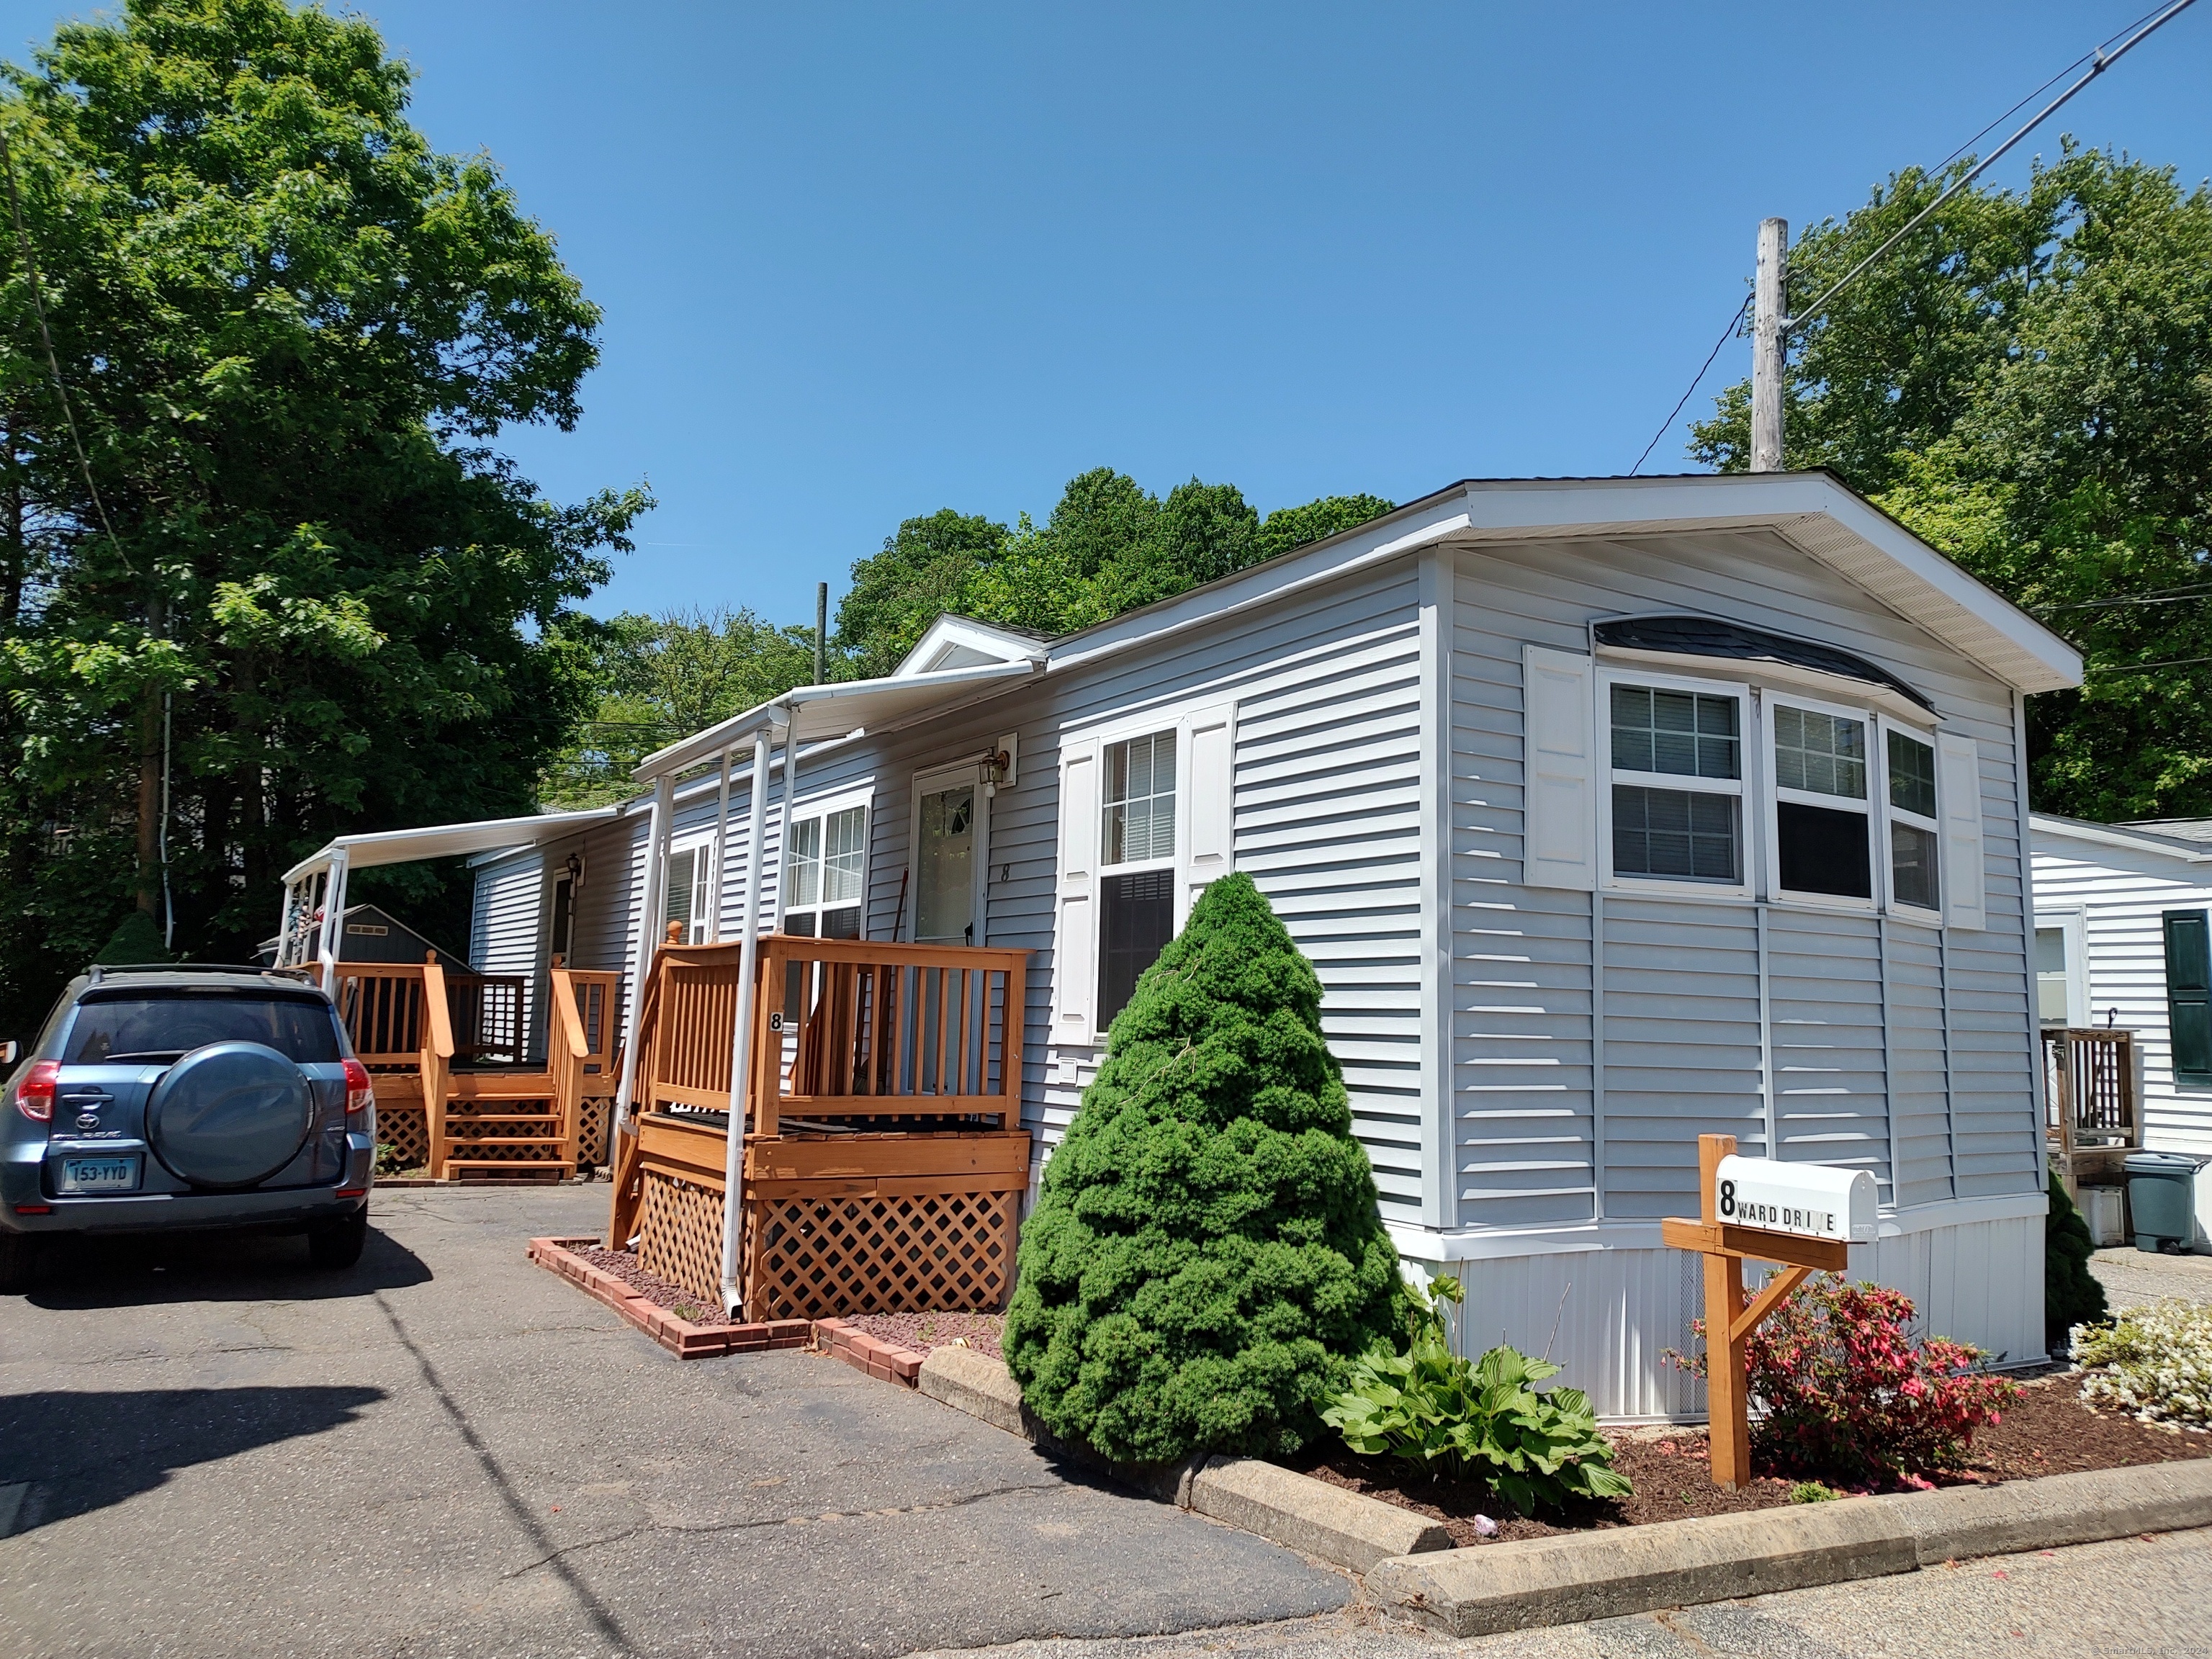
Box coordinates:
[279,804,623,884]
[2030,812,2212,864]
[894,615,1049,677]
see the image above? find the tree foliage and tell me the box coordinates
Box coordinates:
[832,472,1394,673]
[0,0,645,1036]
[1691,146,2212,819]
[543,608,817,806]
[1003,872,1406,1465]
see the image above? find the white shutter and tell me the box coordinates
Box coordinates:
[1181,701,1236,924]
[1522,644,1598,891]
[1938,732,1986,930]
[1054,736,1101,1044]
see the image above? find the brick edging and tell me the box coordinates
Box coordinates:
[812,1317,927,1386]
[526,1236,811,1360]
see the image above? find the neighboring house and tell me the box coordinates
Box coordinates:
[2032,813,2212,1247]
[292,470,2080,1413]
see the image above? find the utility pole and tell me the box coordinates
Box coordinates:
[1751,217,1787,472]
[814,581,828,685]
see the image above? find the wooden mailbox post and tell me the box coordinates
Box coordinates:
[1660,1133,1875,1490]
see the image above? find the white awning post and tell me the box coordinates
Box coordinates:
[315,852,349,983]
[773,735,797,932]
[614,775,676,1125]
[719,722,776,1317]
[711,747,734,943]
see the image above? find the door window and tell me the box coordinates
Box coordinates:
[916,782,977,946]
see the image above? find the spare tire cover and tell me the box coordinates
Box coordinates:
[147,1041,315,1188]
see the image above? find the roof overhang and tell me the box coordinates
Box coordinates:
[2031,811,2212,863]
[631,657,1044,783]
[282,804,622,883]
[895,616,1048,676]
[1046,473,2084,696]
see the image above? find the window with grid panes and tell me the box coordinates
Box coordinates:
[1098,730,1177,1024]
[1607,683,1744,884]
[1771,703,1872,901]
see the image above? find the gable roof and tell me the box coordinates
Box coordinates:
[2031,812,2212,863]
[1039,472,2082,695]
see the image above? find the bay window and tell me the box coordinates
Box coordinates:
[1770,701,1873,902]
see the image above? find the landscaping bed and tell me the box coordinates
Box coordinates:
[1283,1375,2212,1548]
[843,1310,1003,1359]
[573,1244,735,1326]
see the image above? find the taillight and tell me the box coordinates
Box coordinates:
[341,1058,372,1118]
[13,1059,58,1123]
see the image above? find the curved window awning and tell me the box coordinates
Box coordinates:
[1592,614,1936,714]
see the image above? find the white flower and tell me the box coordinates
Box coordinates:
[2072,1300,2212,1427]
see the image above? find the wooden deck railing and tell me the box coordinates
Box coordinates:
[619,936,1030,1133]
[2044,1026,2140,1191]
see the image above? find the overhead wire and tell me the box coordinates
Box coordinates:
[1629,0,2202,473]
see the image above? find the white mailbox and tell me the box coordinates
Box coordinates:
[1714,1154,1878,1244]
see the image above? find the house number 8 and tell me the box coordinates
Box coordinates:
[1718,1178,1736,1218]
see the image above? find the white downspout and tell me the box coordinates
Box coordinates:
[614,777,675,1128]
[720,720,778,1317]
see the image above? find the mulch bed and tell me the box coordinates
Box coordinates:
[843,1310,1004,1359]
[1282,1377,2212,1548]
[573,1246,736,1327]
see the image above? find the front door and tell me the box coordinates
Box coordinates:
[914,766,984,946]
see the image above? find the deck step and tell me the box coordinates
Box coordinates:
[439,1137,568,1149]
[443,1161,572,1183]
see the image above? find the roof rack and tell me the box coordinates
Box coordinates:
[86,963,317,984]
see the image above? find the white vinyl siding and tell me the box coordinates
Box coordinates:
[469,850,545,1058]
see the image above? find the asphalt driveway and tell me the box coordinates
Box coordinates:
[0,1184,1347,1659]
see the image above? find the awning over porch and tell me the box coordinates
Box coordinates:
[282,804,624,885]
[631,657,1043,783]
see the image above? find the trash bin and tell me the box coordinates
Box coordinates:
[2124,1151,2203,1253]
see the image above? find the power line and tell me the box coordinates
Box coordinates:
[1629,296,1749,476]
[1928,1,2168,174]
[1786,0,2203,336]
[2036,583,2212,613]
[2084,654,2212,675]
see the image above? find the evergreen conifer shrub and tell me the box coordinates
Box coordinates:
[1003,872,1406,1464]
[2045,1172,2108,1347]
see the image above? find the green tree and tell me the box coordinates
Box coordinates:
[544,608,817,807]
[837,470,1397,669]
[0,0,645,1035]
[833,507,1010,678]
[1689,147,2212,820]
[1003,872,1406,1464]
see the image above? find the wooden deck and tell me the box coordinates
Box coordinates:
[608,935,1030,1318]
[2045,1025,2141,1191]
[331,958,621,1179]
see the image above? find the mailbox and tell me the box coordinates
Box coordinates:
[1714,1154,1878,1244]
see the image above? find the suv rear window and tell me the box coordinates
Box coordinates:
[64,993,343,1066]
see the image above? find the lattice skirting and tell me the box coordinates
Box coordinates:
[743,1188,1019,1322]
[376,1106,430,1171]
[579,1097,611,1169]
[638,1169,727,1303]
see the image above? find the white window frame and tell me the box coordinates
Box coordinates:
[1762,689,1881,915]
[1597,665,1754,900]
[2033,904,2090,1026]
[782,787,873,939]
[1876,714,1943,925]
[664,832,718,945]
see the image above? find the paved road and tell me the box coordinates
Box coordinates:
[2091,1243,2212,1310]
[911,1525,2212,1658]
[0,1185,1347,1658]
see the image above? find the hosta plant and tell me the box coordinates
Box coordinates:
[1672,1274,2015,1485]
[1323,1278,1632,1514]
[2072,1299,2212,1426]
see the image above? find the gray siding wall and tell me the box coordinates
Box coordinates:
[1450,528,2038,1229]
[469,850,546,1053]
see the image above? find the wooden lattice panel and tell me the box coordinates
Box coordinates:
[377,1105,430,1171]
[743,1188,1017,1321]
[638,1169,727,1303]
[578,1098,611,1169]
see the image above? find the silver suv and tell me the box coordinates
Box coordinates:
[0,964,374,1292]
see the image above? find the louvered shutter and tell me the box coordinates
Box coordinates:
[1054,736,1102,1046]
[2164,910,2212,1087]
[1936,733,1986,930]
[1522,645,1598,891]
[1181,702,1236,925]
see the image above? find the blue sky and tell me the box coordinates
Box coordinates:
[5,2,2210,627]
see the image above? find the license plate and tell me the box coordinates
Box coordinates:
[58,1155,141,1195]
